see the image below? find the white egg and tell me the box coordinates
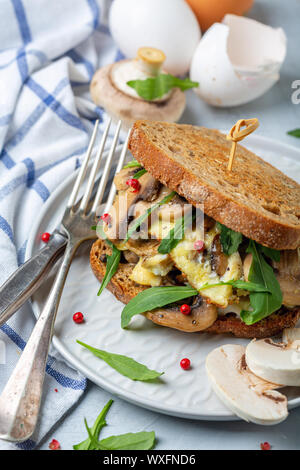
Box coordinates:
[109,0,201,76]
[190,14,287,107]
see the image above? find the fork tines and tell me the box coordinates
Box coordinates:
[67,119,131,219]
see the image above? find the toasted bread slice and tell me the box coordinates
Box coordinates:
[90,239,300,339]
[128,120,300,250]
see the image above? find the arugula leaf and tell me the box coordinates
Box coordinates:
[123,159,142,169]
[127,74,198,101]
[240,240,282,325]
[121,285,198,328]
[158,212,195,254]
[199,279,271,293]
[287,128,300,138]
[99,431,155,451]
[83,419,102,450]
[73,400,113,450]
[97,243,120,296]
[133,168,147,179]
[217,222,243,255]
[259,244,280,262]
[125,191,176,242]
[77,341,164,381]
[74,400,156,451]
[95,224,121,296]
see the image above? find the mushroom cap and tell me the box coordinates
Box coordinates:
[206,344,287,425]
[146,301,217,332]
[90,61,186,130]
[246,337,300,386]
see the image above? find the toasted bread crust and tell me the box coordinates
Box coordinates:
[90,239,300,339]
[128,120,300,250]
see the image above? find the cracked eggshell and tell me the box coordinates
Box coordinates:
[206,344,287,425]
[246,337,300,386]
[190,14,287,107]
[109,0,201,76]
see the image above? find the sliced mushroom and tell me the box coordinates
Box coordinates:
[273,250,300,307]
[139,178,161,202]
[157,194,186,222]
[273,249,300,279]
[282,327,300,349]
[276,274,300,307]
[113,167,139,191]
[211,234,228,277]
[206,344,287,425]
[204,215,215,232]
[126,238,160,257]
[246,334,300,386]
[105,172,161,241]
[123,250,139,264]
[243,253,252,282]
[146,299,217,332]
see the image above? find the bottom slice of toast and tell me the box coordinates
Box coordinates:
[90,239,300,339]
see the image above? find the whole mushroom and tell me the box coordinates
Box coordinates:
[90,47,186,130]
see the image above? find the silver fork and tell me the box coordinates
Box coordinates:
[0,118,130,442]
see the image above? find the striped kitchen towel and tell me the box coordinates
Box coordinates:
[0,0,119,449]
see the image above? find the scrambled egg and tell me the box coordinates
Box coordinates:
[129,219,243,307]
[131,254,173,287]
[130,258,162,286]
[170,225,242,307]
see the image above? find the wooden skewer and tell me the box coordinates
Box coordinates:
[226,118,259,171]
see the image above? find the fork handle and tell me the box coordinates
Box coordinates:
[0,239,77,442]
[0,231,67,327]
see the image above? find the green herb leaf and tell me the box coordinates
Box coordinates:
[125,191,176,242]
[158,212,195,254]
[127,74,198,101]
[133,168,147,179]
[77,341,164,381]
[74,401,156,451]
[240,241,282,325]
[287,128,300,138]
[73,400,113,450]
[99,431,155,451]
[217,222,243,255]
[259,244,280,262]
[121,285,198,328]
[83,419,102,450]
[123,159,142,169]
[95,224,121,296]
[199,280,271,293]
[97,243,120,296]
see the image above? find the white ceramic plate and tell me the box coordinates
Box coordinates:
[26,136,300,421]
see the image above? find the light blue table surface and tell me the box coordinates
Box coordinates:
[39,0,300,450]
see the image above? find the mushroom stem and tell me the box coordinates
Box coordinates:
[137,47,166,76]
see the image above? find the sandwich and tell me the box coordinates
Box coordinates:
[90,120,300,338]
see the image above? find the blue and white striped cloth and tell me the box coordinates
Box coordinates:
[0,0,120,450]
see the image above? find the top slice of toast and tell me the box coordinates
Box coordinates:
[128,120,300,250]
